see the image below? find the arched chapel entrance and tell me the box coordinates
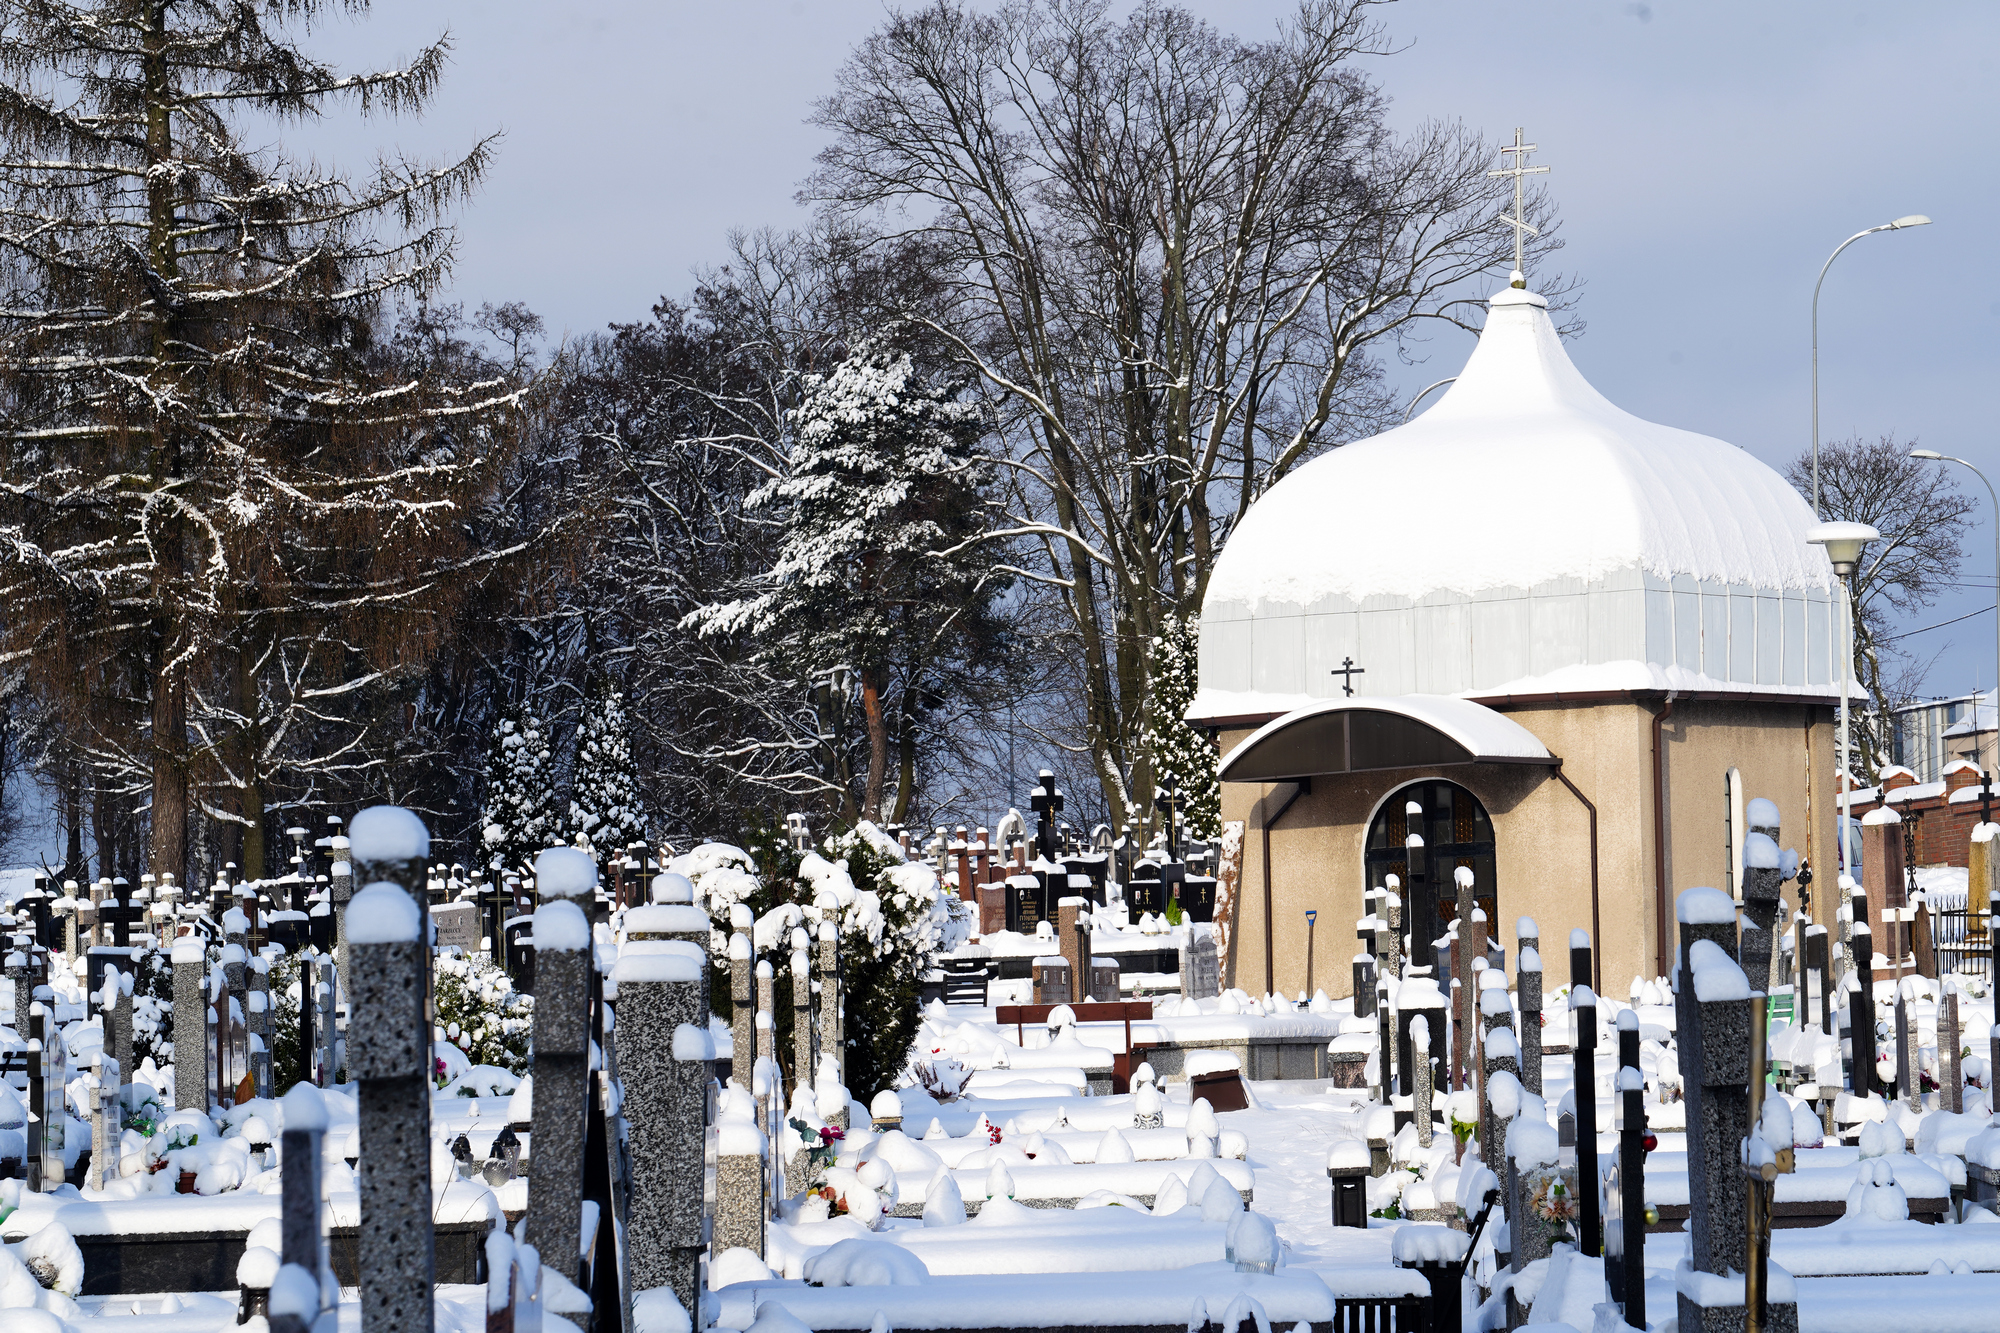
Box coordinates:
[1364,779,1497,954]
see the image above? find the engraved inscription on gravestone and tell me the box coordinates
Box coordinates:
[432,901,480,952]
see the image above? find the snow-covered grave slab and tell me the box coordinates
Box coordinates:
[1792,1272,2000,1333]
[0,1180,502,1295]
[1642,1147,1953,1226]
[768,1202,1235,1277]
[710,1264,1421,1333]
[887,1156,1255,1217]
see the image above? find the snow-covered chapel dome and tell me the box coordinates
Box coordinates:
[1191,286,1840,723]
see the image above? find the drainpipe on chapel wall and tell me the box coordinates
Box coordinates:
[1550,761,1602,996]
[1651,695,1676,979]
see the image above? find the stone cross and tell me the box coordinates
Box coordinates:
[1897,979,1922,1112]
[278,1083,328,1332]
[316,957,338,1087]
[1940,988,1963,1114]
[1410,1013,1435,1149]
[1516,918,1543,1096]
[328,834,353,999]
[526,845,598,1286]
[1850,877,1878,1094]
[1570,931,1601,1257]
[1739,809,1786,994]
[791,929,814,1089]
[249,958,273,1100]
[173,933,210,1111]
[816,920,844,1110]
[1609,1028,1648,1332]
[86,1050,120,1190]
[346,805,437,1333]
[614,938,709,1324]
[729,928,754,1089]
[1678,935,1750,1289]
[1804,925,1830,1034]
[1031,769,1064,863]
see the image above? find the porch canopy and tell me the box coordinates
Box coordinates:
[1217,694,1557,783]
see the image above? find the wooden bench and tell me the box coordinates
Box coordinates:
[995,1001,1153,1093]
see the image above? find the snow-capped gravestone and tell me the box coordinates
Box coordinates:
[817,920,844,1110]
[1941,989,1964,1115]
[1181,928,1219,1000]
[173,931,209,1111]
[615,936,710,1325]
[526,845,598,1286]
[432,901,480,953]
[345,804,437,1333]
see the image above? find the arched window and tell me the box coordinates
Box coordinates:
[1364,780,1497,951]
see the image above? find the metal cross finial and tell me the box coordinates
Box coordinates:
[1333,656,1365,697]
[1487,127,1551,285]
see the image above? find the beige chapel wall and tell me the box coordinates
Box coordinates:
[1215,697,1835,1006]
[1656,698,1838,946]
[1217,700,1661,1004]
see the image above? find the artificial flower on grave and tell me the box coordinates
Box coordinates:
[790,1118,845,1168]
[1525,1165,1579,1245]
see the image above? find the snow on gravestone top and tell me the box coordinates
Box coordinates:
[1326,1140,1371,1171]
[1569,984,1596,1011]
[533,847,598,900]
[1391,1223,1471,1264]
[269,1265,320,1319]
[1687,940,1750,1002]
[280,1083,327,1133]
[1517,916,1539,939]
[1677,886,1737,925]
[612,951,704,985]
[1860,807,1900,827]
[533,900,591,953]
[624,905,709,934]
[345,884,421,944]
[347,805,430,863]
[171,936,207,965]
[1569,928,1590,949]
[1744,832,1780,870]
[1518,946,1541,972]
[1455,866,1476,888]
[1747,797,1781,832]
[651,872,695,904]
[1509,1116,1560,1168]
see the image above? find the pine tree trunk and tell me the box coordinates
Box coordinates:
[861,669,890,824]
[150,645,187,883]
[891,689,917,826]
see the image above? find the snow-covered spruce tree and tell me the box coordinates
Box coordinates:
[569,679,644,856]
[686,342,1001,823]
[479,705,564,881]
[0,1,521,885]
[1140,613,1220,842]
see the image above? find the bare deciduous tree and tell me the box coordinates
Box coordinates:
[807,0,1568,822]
[1785,434,1974,779]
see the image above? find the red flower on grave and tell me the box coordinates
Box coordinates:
[820,1126,845,1144]
[988,1123,1003,1145]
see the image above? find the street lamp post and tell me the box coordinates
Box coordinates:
[1811,216,1933,517]
[1807,522,1881,883]
[1911,449,2000,776]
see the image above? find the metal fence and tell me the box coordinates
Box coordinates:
[1933,904,1991,980]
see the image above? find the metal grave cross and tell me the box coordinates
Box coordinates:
[1487,126,1551,281]
[1332,656,1366,697]
[1030,769,1063,860]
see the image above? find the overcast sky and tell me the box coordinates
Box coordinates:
[291,0,2000,702]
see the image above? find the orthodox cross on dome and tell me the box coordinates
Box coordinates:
[1333,656,1366,697]
[1488,127,1550,287]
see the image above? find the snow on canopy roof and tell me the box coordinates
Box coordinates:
[1219,694,1554,783]
[1204,287,1833,609]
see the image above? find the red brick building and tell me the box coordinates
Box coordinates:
[1846,759,1999,867]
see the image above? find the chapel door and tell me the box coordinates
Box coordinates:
[1363,779,1497,958]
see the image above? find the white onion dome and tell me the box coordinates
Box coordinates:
[1193,287,1840,721]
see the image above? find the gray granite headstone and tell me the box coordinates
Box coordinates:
[526,848,597,1286]
[172,935,209,1110]
[1941,989,1963,1114]
[817,921,843,1109]
[347,806,438,1333]
[730,932,754,1088]
[1516,921,1542,1097]
[431,901,479,953]
[616,954,708,1325]
[791,934,814,1089]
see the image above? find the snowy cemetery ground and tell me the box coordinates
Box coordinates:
[14,799,2000,1333]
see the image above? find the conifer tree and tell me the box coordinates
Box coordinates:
[0,0,520,882]
[687,340,1004,822]
[568,679,644,856]
[1140,613,1220,842]
[479,706,562,880]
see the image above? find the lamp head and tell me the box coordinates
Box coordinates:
[1889,215,1932,229]
[1806,520,1880,576]
[1910,449,1944,460]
